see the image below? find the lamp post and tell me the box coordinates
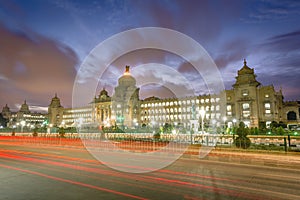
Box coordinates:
[133,118,137,128]
[232,118,237,134]
[20,120,26,133]
[199,109,206,134]
[232,118,237,126]
[223,116,227,134]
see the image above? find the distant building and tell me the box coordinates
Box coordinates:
[2,60,300,130]
[1,100,46,129]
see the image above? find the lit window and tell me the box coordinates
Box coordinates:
[243,110,250,118]
[265,94,269,98]
[201,99,204,103]
[227,105,232,111]
[265,103,271,109]
[216,105,220,111]
[265,110,271,114]
[242,89,249,96]
[205,99,209,103]
[242,103,250,110]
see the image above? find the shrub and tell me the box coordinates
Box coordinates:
[234,137,251,149]
[58,127,65,138]
[153,132,160,140]
[234,122,251,149]
[32,127,38,137]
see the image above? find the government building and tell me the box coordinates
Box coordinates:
[2,60,300,131]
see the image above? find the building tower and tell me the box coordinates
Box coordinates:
[233,59,261,127]
[112,66,140,128]
[1,104,11,120]
[48,94,64,127]
[19,100,30,114]
[92,88,112,126]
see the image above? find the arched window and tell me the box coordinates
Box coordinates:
[287,111,297,120]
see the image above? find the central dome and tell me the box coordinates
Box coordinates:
[118,66,136,86]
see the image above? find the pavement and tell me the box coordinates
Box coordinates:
[183,145,300,169]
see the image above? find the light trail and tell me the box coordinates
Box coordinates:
[0,150,263,200]
[0,163,149,200]
[1,136,299,200]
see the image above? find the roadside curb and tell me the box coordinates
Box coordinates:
[183,147,300,169]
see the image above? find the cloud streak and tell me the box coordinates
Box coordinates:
[0,23,78,111]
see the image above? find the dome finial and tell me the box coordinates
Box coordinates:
[125,65,130,74]
[243,59,247,66]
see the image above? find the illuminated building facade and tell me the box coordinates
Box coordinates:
[1,60,300,130]
[1,101,46,129]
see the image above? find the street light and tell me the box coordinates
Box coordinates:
[232,118,237,126]
[199,109,206,134]
[223,116,227,134]
[20,120,26,133]
[133,118,137,128]
[61,121,65,128]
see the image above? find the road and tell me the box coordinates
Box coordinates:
[0,136,299,200]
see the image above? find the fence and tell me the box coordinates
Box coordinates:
[0,132,299,148]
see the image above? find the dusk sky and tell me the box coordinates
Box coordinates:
[0,0,300,112]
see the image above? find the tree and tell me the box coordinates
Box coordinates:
[0,113,8,127]
[234,122,251,149]
[278,121,287,128]
[277,126,285,135]
[153,132,160,141]
[270,121,278,129]
[58,127,65,138]
[163,123,173,133]
[254,127,259,135]
[32,127,38,137]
